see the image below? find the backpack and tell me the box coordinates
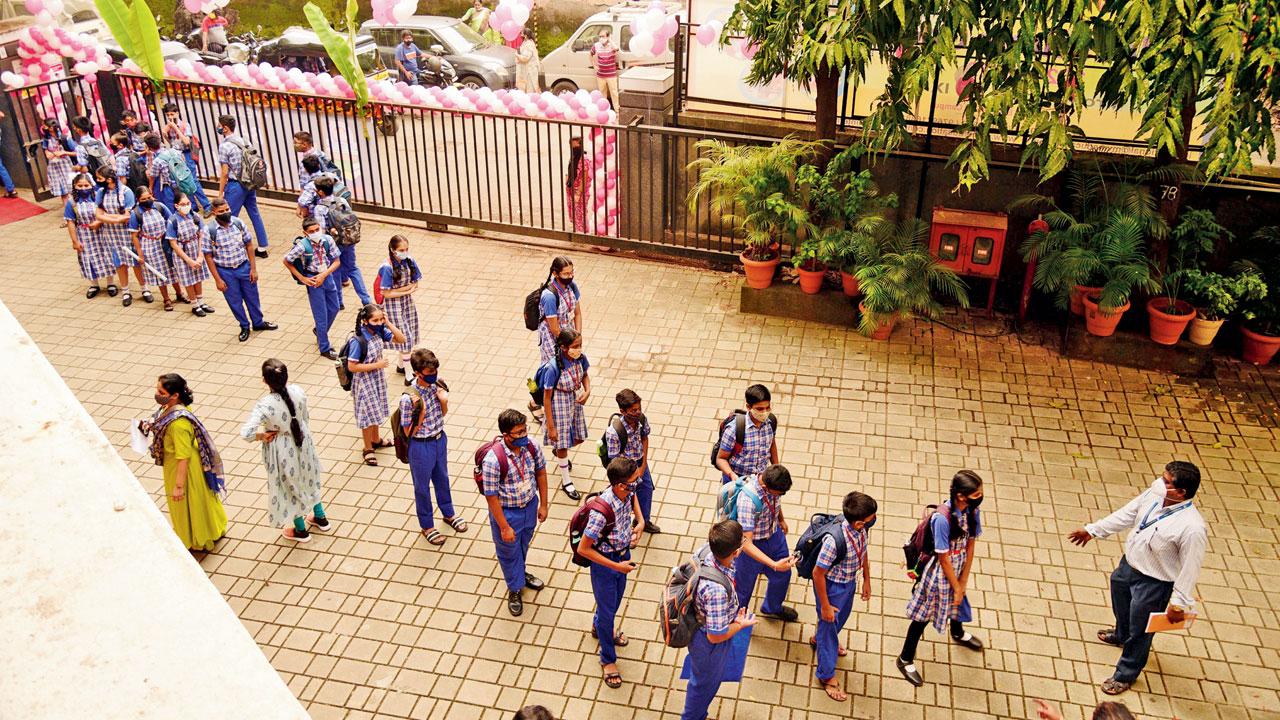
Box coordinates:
[709,410,778,468]
[528,356,563,406]
[316,152,345,182]
[226,135,268,190]
[794,513,848,580]
[595,413,633,468]
[472,436,510,491]
[567,492,615,567]
[390,393,425,464]
[157,147,198,195]
[903,504,941,580]
[321,195,362,245]
[335,334,368,392]
[288,235,315,285]
[123,149,148,191]
[523,280,576,331]
[81,137,111,174]
[715,474,763,522]
[314,170,352,201]
[658,545,736,649]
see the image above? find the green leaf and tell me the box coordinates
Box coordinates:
[303,1,369,112]
[95,0,163,86]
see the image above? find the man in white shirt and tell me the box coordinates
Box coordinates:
[1068,461,1208,696]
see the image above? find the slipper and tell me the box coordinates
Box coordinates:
[602,670,622,689]
[422,528,445,546]
[362,450,378,466]
[1101,678,1131,695]
[818,678,848,701]
[1097,628,1124,647]
[809,637,848,656]
[591,627,629,646]
[444,516,468,533]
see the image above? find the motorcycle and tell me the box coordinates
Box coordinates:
[179,27,259,66]
[417,45,460,89]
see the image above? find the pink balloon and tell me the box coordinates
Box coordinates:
[651,37,666,57]
[25,0,45,13]
[493,4,511,23]
[596,111,609,124]
[595,97,609,111]
[595,188,607,203]
[605,176,617,191]
[183,0,201,11]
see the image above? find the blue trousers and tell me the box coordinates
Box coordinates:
[0,153,14,193]
[590,548,629,665]
[635,466,654,522]
[734,529,791,614]
[183,153,212,211]
[215,261,264,330]
[813,577,856,681]
[224,179,269,248]
[1111,556,1175,683]
[337,243,372,307]
[409,434,455,530]
[682,630,731,720]
[154,184,176,213]
[490,496,538,593]
[306,275,340,352]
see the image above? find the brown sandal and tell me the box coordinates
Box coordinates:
[163,299,174,311]
[602,670,622,689]
[818,678,848,701]
[362,450,378,466]
[371,438,392,449]
[422,528,445,545]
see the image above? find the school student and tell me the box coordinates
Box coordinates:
[344,303,406,466]
[109,132,135,187]
[603,389,660,533]
[732,464,798,621]
[120,109,146,153]
[682,519,757,720]
[715,384,780,483]
[314,176,371,308]
[811,491,876,701]
[161,102,213,215]
[295,156,349,219]
[65,173,113,298]
[541,328,589,501]
[482,409,549,617]
[215,114,269,257]
[399,348,467,545]
[283,217,342,359]
[70,116,108,173]
[167,192,213,314]
[530,257,582,419]
[143,133,176,212]
[127,185,174,308]
[202,197,278,342]
[577,456,643,689]
[292,131,329,188]
[93,166,146,306]
[41,118,77,208]
[378,234,421,383]
[897,470,986,686]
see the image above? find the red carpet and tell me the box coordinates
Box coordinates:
[0,196,48,226]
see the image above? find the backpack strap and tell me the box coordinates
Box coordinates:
[733,412,746,453]
[403,393,426,437]
[494,442,510,481]
[610,414,627,449]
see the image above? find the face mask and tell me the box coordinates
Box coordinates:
[566,348,583,360]
[558,275,573,285]
[176,205,191,215]
[420,373,437,385]
[215,212,232,226]
[394,250,409,261]
[750,409,769,423]
[96,178,110,188]
[74,188,94,200]
[861,517,877,531]
[967,495,984,509]
[510,436,530,448]
[154,392,170,406]
[140,200,154,210]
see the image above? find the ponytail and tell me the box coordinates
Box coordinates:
[158,373,194,406]
[261,359,303,448]
[947,469,983,542]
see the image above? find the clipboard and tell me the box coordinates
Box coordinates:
[1145,611,1197,633]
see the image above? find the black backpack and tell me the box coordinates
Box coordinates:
[335,334,368,392]
[321,196,362,245]
[709,410,778,468]
[596,413,640,468]
[903,504,942,581]
[659,545,735,649]
[124,149,148,191]
[523,279,576,331]
[794,513,848,580]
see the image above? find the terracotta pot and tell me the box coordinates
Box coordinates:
[1070,285,1103,316]
[859,302,896,340]
[797,262,826,294]
[1082,294,1129,337]
[1186,316,1224,346]
[840,270,861,297]
[740,250,781,290]
[1146,298,1195,345]
[1241,326,1280,365]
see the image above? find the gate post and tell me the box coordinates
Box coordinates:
[617,67,674,246]
[95,71,126,134]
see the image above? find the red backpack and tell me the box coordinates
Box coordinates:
[567,492,615,567]
[472,437,510,491]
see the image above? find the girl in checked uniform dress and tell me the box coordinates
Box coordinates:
[41,118,76,208]
[896,469,987,687]
[95,167,148,306]
[64,173,114,298]
[377,234,421,385]
[344,303,405,466]
[540,327,590,500]
[128,185,175,309]
[166,192,214,315]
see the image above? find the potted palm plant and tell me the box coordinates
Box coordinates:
[800,144,897,297]
[1148,209,1226,345]
[687,138,817,289]
[1180,269,1267,346]
[854,219,970,340]
[1235,227,1280,364]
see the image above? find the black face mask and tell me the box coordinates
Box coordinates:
[861,516,877,531]
[140,200,154,210]
[215,212,232,226]
[966,495,984,509]
[74,188,94,200]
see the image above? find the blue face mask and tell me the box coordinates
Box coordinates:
[420,373,437,385]
[861,517,876,531]
[510,436,530,448]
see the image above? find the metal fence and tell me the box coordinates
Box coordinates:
[2,74,110,196]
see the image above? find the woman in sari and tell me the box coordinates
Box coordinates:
[565,137,592,233]
[144,373,228,551]
[461,0,502,45]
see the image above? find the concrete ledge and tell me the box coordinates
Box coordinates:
[740,283,858,328]
[1063,318,1216,377]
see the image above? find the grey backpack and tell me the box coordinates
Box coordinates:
[658,545,735,648]
[227,136,268,190]
[321,196,362,246]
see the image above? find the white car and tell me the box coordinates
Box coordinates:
[540,0,680,95]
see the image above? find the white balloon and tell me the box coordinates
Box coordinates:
[44,0,63,14]
[511,4,529,24]
[35,10,54,25]
[629,31,654,55]
[392,0,414,23]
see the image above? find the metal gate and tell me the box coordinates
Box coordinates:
[3,75,110,201]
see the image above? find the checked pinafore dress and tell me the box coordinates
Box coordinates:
[167,213,209,286]
[132,205,171,286]
[537,280,579,363]
[905,504,980,632]
[98,185,136,270]
[66,197,113,281]
[543,355,589,451]
[379,257,420,353]
[348,325,393,429]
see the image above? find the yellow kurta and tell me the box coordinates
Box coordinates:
[162,414,228,551]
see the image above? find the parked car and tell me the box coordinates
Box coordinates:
[540,0,680,95]
[254,27,392,83]
[102,39,202,67]
[361,15,516,90]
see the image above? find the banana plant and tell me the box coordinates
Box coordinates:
[303,0,370,120]
[94,0,165,87]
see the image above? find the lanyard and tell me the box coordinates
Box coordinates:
[1139,500,1189,532]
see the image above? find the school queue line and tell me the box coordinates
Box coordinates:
[56,105,1204,716]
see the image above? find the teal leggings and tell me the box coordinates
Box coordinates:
[293,503,326,533]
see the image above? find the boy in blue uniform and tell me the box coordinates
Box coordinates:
[683,519,757,720]
[161,103,213,215]
[576,457,643,689]
[120,110,146,153]
[215,114,269,257]
[812,491,876,701]
[282,217,341,358]
[399,349,468,546]
[603,389,661,534]
[482,409,549,617]
[202,197,278,342]
[733,464,798,621]
[714,384,779,483]
[313,176,371,308]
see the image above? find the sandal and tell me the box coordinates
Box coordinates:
[362,450,378,466]
[1097,628,1124,647]
[141,289,154,303]
[602,670,622,689]
[590,628,629,646]
[818,678,848,702]
[809,636,848,656]
[163,299,174,311]
[422,528,445,546]
[444,516,469,533]
[1101,678,1131,695]
[106,284,118,297]
[86,286,101,299]
[371,438,393,449]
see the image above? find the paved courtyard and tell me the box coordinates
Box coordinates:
[3,197,1279,720]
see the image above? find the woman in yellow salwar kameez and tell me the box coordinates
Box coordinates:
[145,373,228,551]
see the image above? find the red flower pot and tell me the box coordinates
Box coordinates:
[740,250,781,290]
[1241,326,1280,365]
[1071,284,1103,316]
[1083,294,1129,337]
[859,302,896,340]
[796,261,826,294]
[840,270,861,297]
[1146,298,1195,345]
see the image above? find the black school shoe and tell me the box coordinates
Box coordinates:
[238,328,251,342]
[759,605,799,622]
[896,656,924,686]
[524,573,545,591]
[253,321,279,331]
[507,590,524,617]
[254,248,269,259]
[951,632,984,651]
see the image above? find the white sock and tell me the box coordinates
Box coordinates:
[559,460,572,486]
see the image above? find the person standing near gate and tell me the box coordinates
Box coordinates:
[313,176,371,309]
[162,102,213,216]
[395,31,423,85]
[1068,461,1208,696]
[0,110,19,199]
[42,118,77,210]
[481,409,549,617]
[215,115,270,258]
[202,197,278,342]
[589,29,620,110]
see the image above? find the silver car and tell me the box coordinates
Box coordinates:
[361,15,516,90]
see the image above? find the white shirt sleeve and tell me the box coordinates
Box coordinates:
[1086,482,1158,539]
[1171,526,1208,610]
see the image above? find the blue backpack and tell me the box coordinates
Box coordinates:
[716,475,763,522]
